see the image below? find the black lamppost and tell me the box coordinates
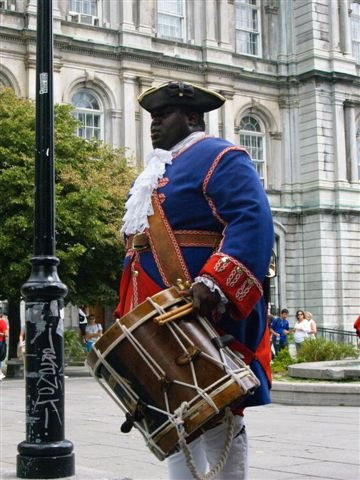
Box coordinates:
[17,1,75,478]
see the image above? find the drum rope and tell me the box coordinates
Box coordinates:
[174,404,235,480]
[169,315,250,398]
[147,296,167,315]
[119,323,166,379]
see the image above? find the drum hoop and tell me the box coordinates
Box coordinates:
[145,376,244,458]
[94,367,246,461]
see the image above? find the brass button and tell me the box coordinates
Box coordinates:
[236,266,242,273]
[133,270,139,277]
[221,256,229,263]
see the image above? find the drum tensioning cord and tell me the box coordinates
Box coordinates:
[153,306,238,478]
[174,403,235,480]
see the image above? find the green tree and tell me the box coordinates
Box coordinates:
[0,87,135,357]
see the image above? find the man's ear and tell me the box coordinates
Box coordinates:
[187,111,201,127]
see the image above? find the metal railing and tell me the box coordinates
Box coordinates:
[317,327,357,346]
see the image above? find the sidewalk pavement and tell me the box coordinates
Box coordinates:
[1,372,359,480]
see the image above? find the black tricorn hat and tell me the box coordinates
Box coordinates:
[138,81,225,113]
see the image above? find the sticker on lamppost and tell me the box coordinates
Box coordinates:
[39,72,48,94]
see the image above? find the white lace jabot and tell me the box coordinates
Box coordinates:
[121,132,205,235]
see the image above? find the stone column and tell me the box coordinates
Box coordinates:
[207,109,220,137]
[264,2,279,60]
[110,109,122,149]
[344,101,358,183]
[218,0,231,50]
[53,58,63,104]
[268,131,282,190]
[138,0,152,35]
[52,0,62,33]
[329,0,341,52]
[221,90,235,143]
[332,94,347,182]
[121,74,137,164]
[279,96,293,187]
[339,0,352,55]
[277,0,294,74]
[25,52,36,99]
[121,0,135,31]
[138,76,153,165]
[203,0,217,47]
[25,0,37,30]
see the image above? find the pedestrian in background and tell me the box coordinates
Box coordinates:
[85,314,102,352]
[305,311,317,339]
[354,314,360,350]
[269,309,290,356]
[0,308,9,380]
[78,306,88,345]
[293,310,310,354]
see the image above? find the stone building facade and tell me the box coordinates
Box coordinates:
[0,0,359,329]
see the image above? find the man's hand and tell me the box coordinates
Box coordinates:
[190,282,221,318]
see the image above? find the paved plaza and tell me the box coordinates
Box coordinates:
[0,375,359,480]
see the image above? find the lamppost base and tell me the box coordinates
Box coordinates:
[17,453,75,479]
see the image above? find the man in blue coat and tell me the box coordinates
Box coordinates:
[115,81,274,479]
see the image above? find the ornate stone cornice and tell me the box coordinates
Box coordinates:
[220,89,234,99]
[264,5,279,15]
[297,69,357,85]
[344,99,357,108]
[269,131,282,140]
[278,95,299,109]
[137,75,154,88]
[110,108,122,119]
[1,26,358,89]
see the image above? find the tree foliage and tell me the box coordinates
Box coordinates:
[0,87,135,307]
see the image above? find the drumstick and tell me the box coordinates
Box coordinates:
[154,303,193,325]
[155,301,192,321]
[155,306,193,325]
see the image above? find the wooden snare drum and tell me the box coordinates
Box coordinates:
[87,287,259,460]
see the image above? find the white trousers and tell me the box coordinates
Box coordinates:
[167,415,248,480]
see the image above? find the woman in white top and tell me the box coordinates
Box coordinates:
[85,314,103,352]
[305,311,317,339]
[293,310,310,354]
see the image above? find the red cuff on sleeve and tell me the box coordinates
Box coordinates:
[200,252,263,319]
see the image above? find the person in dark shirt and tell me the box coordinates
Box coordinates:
[270,308,290,356]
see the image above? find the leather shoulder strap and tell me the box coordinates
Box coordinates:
[147,193,192,288]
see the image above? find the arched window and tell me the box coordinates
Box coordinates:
[239,115,266,186]
[72,90,102,140]
[0,74,11,89]
[351,2,360,63]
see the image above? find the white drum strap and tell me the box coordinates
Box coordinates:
[174,404,235,480]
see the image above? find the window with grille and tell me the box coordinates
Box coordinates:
[72,91,102,141]
[235,0,260,56]
[239,115,266,186]
[352,3,360,63]
[157,0,185,41]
